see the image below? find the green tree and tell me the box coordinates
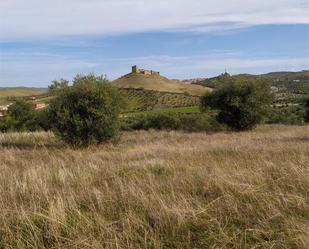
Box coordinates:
[5,100,39,131]
[48,74,126,147]
[48,79,69,95]
[36,109,53,131]
[0,116,11,132]
[201,77,273,131]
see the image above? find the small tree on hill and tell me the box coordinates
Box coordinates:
[48,79,69,95]
[201,77,273,131]
[48,74,126,147]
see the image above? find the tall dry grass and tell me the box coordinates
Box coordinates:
[0,125,308,249]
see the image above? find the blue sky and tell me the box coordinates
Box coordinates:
[0,0,309,87]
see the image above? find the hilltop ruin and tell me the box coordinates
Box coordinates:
[131,65,160,76]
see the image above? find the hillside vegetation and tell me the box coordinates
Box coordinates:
[0,125,308,248]
[196,70,309,94]
[122,88,200,111]
[113,73,211,96]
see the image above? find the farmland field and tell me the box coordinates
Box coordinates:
[122,88,201,111]
[0,125,308,248]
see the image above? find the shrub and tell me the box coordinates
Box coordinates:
[122,112,224,132]
[124,113,181,131]
[0,100,39,132]
[179,113,223,132]
[146,113,181,130]
[48,74,126,147]
[36,109,53,131]
[201,77,273,131]
[266,105,305,125]
[0,117,11,132]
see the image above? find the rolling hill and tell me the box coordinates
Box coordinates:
[112,73,211,96]
[235,70,309,83]
[0,87,48,105]
[194,70,309,93]
[0,87,47,98]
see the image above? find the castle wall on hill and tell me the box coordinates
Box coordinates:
[132,65,160,75]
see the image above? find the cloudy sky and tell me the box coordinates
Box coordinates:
[0,0,309,86]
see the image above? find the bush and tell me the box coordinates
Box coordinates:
[0,100,39,132]
[0,117,11,132]
[48,74,126,147]
[179,113,223,132]
[36,109,53,131]
[122,112,224,132]
[123,113,181,131]
[201,77,273,131]
[266,105,305,125]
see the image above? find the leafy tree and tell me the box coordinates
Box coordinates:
[0,116,11,132]
[36,109,53,131]
[48,79,69,95]
[48,74,126,147]
[201,77,273,130]
[5,100,39,131]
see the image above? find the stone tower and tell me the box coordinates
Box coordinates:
[132,65,139,73]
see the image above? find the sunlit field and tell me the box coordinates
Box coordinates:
[0,125,308,249]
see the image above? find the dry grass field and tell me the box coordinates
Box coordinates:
[0,125,308,249]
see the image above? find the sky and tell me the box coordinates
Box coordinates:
[0,0,309,87]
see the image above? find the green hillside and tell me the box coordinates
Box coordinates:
[195,70,309,93]
[121,88,201,112]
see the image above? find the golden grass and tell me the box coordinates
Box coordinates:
[0,125,308,248]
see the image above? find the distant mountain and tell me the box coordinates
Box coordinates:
[194,70,309,93]
[237,70,309,81]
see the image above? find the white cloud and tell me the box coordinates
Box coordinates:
[1,51,308,86]
[0,0,308,40]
